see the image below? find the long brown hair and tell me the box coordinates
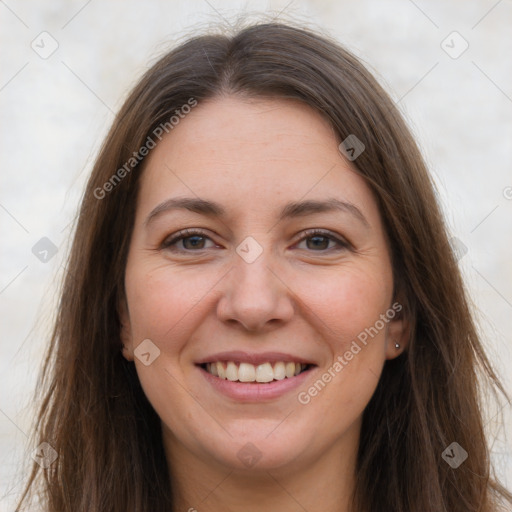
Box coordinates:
[17,21,512,511]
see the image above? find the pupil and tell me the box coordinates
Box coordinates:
[308,236,328,250]
[184,236,204,249]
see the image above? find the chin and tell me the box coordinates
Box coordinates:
[204,425,314,472]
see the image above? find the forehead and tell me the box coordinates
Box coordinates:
[137,96,379,225]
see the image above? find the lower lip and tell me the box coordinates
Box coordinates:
[199,365,315,401]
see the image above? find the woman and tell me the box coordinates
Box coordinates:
[17,21,512,512]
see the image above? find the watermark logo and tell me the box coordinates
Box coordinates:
[236,236,263,264]
[134,338,161,366]
[31,442,58,468]
[32,237,58,263]
[449,236,468,262]
[31,31,59,59]
[339,134,365,161]
[442,442,468,468]
[237,442,262,468]
[441,31,469,59]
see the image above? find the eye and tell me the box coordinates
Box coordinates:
[161,229,218,251]
[161,228,351,253]
[294,229,350,252]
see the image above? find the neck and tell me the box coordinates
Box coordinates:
[164,427,359,512]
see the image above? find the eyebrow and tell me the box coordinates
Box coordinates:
[144,196,370,229]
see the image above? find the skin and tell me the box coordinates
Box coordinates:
[120,96,408,512]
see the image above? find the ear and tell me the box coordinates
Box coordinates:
[385,298,410,360]
[118,295,134,362]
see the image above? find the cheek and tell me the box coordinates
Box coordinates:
[124,261,221,344]
[294,273,390,439]
[293,261,392,346]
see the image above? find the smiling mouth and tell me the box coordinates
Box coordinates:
[201,361,312,383]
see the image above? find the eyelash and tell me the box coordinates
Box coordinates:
[160,228,351,253]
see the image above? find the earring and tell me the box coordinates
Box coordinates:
[395,342,400,349]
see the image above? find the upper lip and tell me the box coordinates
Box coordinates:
[195,351,316,366]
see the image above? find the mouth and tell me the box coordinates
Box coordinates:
[195,351,316,401]
[200,361,312,383]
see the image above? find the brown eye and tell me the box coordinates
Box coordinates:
[181,235,207,250]
[161,229,217,251]
[305,235,331,250]
[295,229,350,252]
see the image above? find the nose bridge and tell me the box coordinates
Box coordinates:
[232,234,276,288]
[234,248,275,293]
[216,237,293,331]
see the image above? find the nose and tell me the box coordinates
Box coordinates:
[216,250,295,332]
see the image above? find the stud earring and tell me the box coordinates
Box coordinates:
[395,342,400,349]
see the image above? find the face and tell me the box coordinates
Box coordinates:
[120,96,407,475]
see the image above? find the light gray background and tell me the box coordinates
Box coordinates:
[1,0,511,509]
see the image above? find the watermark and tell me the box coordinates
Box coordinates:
[297,301,402,405]
[449,236,468,262]
[31,31,59,59]
[237,442,262,468]
[440,31,469,59]
[134,338,161,366]
[503,186,512,200]
[442,442,468,468]
[31,442,58,468]
[339,134,365,161]
[236,236,263,263]
[94,98,198,200]
[32,237,58,263]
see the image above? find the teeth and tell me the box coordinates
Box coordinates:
[273,361,286,380]
[226,361,238,381]
[238,362,256,382]
[206,361,308,382]
[217,361,226,379]
[256,363,274,382]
